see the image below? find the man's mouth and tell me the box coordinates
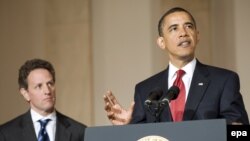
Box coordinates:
[178,40,191,47]
[44,97,55,101]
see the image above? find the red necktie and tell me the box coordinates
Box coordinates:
[170,69,186,122]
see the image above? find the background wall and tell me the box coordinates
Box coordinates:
[0,0,249,126]
[91,0,157,125]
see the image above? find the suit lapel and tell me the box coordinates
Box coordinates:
[21,110,38,141]
[161,67,170,98]
[55,112,71,141]
[183,61,210,120]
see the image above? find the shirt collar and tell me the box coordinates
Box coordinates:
[30,108,57,123]
[169,58,197,79]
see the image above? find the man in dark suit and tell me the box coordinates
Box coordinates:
[104,7,249,125]
[0,59,86,141]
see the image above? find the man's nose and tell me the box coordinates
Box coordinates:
[179,27,188,37]
[43,85,51,95]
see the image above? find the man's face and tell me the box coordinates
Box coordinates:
[158,11,199,62]
[21,68,56,116]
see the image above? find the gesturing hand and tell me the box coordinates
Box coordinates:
[104,90,134,125]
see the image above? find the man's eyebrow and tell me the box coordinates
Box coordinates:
[184,21,194,26]
[168,24,178,30]
[167,21,195,31]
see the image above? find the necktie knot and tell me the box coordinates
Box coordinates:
[173,69,185,86]
[177,69,185,77]
[38,119,50,128]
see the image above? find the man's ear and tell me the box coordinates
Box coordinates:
[20,88,30,102]
[156,37,166,50]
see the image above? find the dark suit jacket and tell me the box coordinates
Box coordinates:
[130,61,249,124]
[0,110,87,141]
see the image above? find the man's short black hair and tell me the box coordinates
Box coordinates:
[158,7,197,37]
[18,58,55,89]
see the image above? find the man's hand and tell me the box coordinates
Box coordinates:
[104,90,134,125]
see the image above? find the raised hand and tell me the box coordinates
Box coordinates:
[104,90,134,125]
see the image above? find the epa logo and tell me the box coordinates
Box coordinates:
[231,131,247,138]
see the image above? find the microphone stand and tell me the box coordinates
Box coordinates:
[145,85,179,122]
[159,100,173,122]
[145,100,165,122]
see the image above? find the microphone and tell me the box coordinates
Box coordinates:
[161,86,180,104]
[144,87,163,106]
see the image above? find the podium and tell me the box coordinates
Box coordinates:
[84,119,227,141]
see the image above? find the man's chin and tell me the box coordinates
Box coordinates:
[44,103,55,111]
[44,107,55,113]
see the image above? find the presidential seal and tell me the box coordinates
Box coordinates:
[137,135,169,141]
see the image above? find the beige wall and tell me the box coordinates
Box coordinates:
[0,0,46,123]
[233,0,250,117]
[92,0,159,125]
